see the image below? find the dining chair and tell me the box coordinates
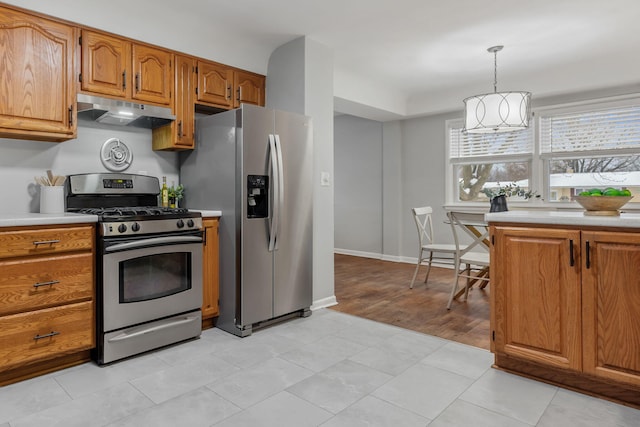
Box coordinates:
[410,206,458,289]
[446,210,490,309]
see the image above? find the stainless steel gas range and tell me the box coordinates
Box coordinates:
[66,173,203,365]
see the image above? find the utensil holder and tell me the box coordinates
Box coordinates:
[40,186,64,214]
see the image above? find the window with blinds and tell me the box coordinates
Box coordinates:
[449,125,533,161]
[540,104,640,155]
[447,119,534,202]
[446,96,640,205]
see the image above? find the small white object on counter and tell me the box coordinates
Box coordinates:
[485,210,640,228]
[0,213,99,228]
[39,186,65,214]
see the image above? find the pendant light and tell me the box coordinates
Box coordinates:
[463,45,531,133]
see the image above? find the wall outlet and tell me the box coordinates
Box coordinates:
[320,171,331,187]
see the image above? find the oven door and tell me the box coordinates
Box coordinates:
[102,232,203,332]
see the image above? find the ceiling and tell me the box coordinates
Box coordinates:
[7,0,640,121]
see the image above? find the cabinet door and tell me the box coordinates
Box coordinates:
[153,55,195,150]
[233,71,265,108]
[492,226,582,371]
[196,61,233,109]
[202,218,220,320]
[132,44,172,105]
[80,30,130,98]
[0,7,76,141]
[174,55,195,148]
[582,231,640,386]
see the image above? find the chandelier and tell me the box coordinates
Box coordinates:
[463,45,531,133]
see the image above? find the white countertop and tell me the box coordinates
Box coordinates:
[485,210,640,228]
[190,210,221,218]
[0,212,99,227]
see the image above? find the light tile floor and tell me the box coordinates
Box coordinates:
[1,309,640,426]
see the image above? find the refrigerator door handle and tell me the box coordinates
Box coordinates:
[268,134,279,252]
[274,134,285,251]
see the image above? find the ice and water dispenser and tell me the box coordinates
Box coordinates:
[247,175,269,218]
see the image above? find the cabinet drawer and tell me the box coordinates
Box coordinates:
[0,301,94,372]
[0,253,94,316]
[0,226,94,259]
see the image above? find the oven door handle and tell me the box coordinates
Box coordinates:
[107,315,200,342]
[105,235,203,252]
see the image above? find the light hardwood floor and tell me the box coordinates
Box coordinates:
[330,254,490,350]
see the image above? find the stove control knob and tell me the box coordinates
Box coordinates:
[187,219,194,228]
[176,219,185,229]
[118,224,127,233]
[131,222,140,232]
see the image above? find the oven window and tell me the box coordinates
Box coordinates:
[119,252,192,303]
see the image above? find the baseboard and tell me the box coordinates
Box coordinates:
[335,249,454,270]
[381,254,404,262]
[311,295,338,310]
[334,248,381,259]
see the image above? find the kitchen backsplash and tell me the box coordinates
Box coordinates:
[0,122,180,214]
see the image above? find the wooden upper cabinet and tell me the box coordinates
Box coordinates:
[80,29,172,106]
[197,61,233,109]
[582,231,640,387]
[132,44,172,105]
[491,226,582,372]
[0,6,76,142]
[152,54,194,151]
[80,30,130,98]
[234,70,265,108]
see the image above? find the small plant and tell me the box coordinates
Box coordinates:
[482,182,538,200]
[168,184,184,202]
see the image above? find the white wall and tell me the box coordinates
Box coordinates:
[267,37,336,309]
[0,123,179,214]
[334,115,383,257]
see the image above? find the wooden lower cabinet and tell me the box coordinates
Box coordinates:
[491,226,582,371]
[201,218,220,329]
[0,224,95,385]
[0,301,94,372]
[582,231,640,387]
[491,224,640,407]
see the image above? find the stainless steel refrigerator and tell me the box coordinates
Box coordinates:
[179,104,313,337]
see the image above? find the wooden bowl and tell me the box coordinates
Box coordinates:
[574,196,633,216]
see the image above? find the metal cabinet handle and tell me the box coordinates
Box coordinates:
[237,87,241,101]
[227,85,231,100]
[68,105,73,127]
[33,280,60,288]
[34,331,60,340]
[569,239,575,266]
[122,70,127,89]
[178,120,182,137]
[585,240,591,269]
[33,240,60,246]
[135,73,140,91]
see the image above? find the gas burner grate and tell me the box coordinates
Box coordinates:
[79,206,189,216]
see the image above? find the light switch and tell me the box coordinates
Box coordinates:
[320,172,331,187]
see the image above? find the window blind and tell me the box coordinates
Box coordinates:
[540,105,640,154]
[449,126,533,160]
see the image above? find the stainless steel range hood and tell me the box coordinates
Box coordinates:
[77,93,175,129]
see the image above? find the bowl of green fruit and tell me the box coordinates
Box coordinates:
[574,188,633,216]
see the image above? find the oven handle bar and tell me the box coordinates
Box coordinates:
[104,235,203,252]
[107,315,199,342]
